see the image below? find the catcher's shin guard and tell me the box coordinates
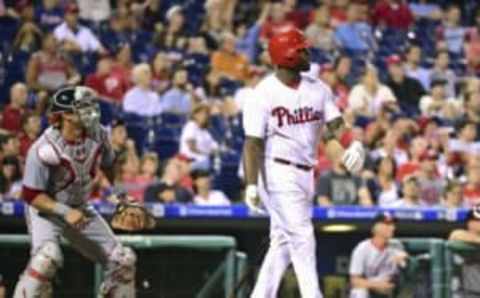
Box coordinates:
[99,245,136,298]
[13,242,62,298]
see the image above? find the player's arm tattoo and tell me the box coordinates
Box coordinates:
[243,136,265,185]
[323,117,347,143]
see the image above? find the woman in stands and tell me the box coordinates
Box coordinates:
[26,32,80,92]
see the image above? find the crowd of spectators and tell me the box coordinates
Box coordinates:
[0,0,480,209]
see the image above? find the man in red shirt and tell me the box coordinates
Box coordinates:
[463,157,480,207]
[19,113,41,158]
[372,0,414,30]
[1,83,28,133]
[85,57,131,104]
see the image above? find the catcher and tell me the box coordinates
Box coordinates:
[14,86,154,298]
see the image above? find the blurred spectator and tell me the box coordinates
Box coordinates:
[1,83,28,133]
[100,11,130,53]
[141,0,166,31]
[191,169,230,206]
[0,155,22,199]
[305,5,335,53]
[151,52,172,95]
[123,63,162,116]
[448,209,480,298]
[370,130,408,167]
[348,65,397,118]
[116,151,158,202]
[145,158,192,203]
[367,156,399,207]
[211,31,250,82]
[463,157,480,207]
[333,55,353,103]
[404,45,431,90]
[110,119,138,161]
[396,136,428,182]
[154,5,187,50]
[179,104,219,170]
[284,0,310,29]
[334,3,375,52]
[13,20,42,53]
[390,175,422,208]
[19,113,40,158]
[315,155,372,206]
[111,43,134,82]
[235,3,269,63]
[446,120,478,165]
[260,2,295,41]
[174,153,193,191]
[160,68,195,115]
[460,91,480,134]
[350,213,407,298]
[0,273,4,298]
[26,32,80,92]
[385,54,425,114]
[417,149,444,206]
[465,9,480,74]
[35,0,63,32]
[203,0,236,43]
[372,0,414,30]
[0,134,20,161]
[409,0,442,20]
[85,57,130,104]
[442,179,464,208]
[53,3,106,53]
[77,0,111,24]
[429,50,457,98]
[419,78,461,120]
[437,5,466,56]
[112,151,140,201]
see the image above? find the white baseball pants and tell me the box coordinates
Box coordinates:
[251,159,322,298]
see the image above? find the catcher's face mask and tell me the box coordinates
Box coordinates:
[73,87,100,134]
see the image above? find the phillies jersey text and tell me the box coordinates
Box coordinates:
[243,73,341,166]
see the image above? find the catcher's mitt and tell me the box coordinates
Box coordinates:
[110,201,156,232]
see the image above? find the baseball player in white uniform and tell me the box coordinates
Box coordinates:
[242,28,366,298]
[13,86,136,298]
[349,213,408,298]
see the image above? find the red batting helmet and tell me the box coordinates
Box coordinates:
[268,28,310,68]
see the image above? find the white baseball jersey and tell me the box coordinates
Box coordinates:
[243,73,341,167]
[350,239,404,279]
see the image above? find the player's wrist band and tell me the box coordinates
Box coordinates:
[53,203,73,217]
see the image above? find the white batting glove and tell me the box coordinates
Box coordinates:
[342,141,366,174]
[244,184,265,214]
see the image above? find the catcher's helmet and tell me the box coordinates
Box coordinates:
[49,86,100,132]
[268,28,310,68]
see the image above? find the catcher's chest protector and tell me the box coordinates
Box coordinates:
[40,128,104,206]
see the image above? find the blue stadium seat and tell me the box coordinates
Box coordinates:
[161,113,187,129]
[98,100,114,125]
[152,127,180,160]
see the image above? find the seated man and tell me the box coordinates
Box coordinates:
[350,213,408,298]
[449,209,480,297]
[389,175,422,208]
[316,154,372,206]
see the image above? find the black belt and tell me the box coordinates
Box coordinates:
[273,158,312,172]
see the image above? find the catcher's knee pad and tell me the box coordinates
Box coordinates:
[13,242,62,298]
[100,245,136,297]
[108,245,136,277]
